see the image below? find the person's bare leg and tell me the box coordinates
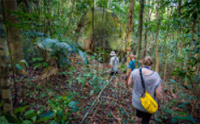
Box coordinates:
[135,116,142,123]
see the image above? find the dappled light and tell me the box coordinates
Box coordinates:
[0,0,199,124]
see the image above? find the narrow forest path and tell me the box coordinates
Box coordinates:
[12,56,199,123]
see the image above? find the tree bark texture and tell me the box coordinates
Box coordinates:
[67,0,75,35]
[163,54,167,81]
[143,0,154,58]
[3,0,24,75]
[163,32,169,81]
[136,0,145,67]
[0,0,13,114]
[89,1,95,51]
[126,0,135,74]
[155,0,161,72]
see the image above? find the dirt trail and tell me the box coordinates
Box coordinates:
[12,57,199,123]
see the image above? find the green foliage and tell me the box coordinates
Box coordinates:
[0,95,79,124]
[172,114,196,123]
[16,64,23,70]
[2,0,200,123]
[156,101,196,123]
[32,57,49,70]
[14,105,29,115]
[0,116,9,124]
[172,38,200,84]
[48,96,79,123]
[155,86,198,124]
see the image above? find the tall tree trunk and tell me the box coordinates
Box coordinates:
[47,0,52,36]
[163,32,169,81]
[143,0,154,57]
[44,0,47,34]
[177,0,182,56]
[163,54,168,81]
[126,0,135,74]
[184,11,197,86]
[0,0,13,114]
[163,7,170,81]
[90,0,95,51]
[67,0,74,35]
[3,0,24,75]
[155,1,161,72]
[177,0,183,72]
[136,0,145,67]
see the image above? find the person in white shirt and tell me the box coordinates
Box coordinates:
[109,51,119,76]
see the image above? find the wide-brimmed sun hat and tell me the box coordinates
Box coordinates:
[110,51,116,56]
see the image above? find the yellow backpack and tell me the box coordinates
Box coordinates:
[139,69,158,114]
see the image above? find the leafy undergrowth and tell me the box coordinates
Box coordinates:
[2,57,199,124]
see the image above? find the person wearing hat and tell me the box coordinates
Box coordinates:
[109,51,119,76]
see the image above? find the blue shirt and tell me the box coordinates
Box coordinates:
[128,60,135,71]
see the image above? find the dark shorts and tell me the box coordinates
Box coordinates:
[136,109,152,124]
[110,72,118,76]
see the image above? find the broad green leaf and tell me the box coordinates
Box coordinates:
[36,117,52,123]
[31,116,37,123]
[32,57,43,63]
[20,60,29,67]
[0,116,9,124]
[24,109,37,119]
[33,63,42,70]
[69,101,77,108]
[22,120,33,124]
[90,90,94,96]
[14,106,28,115]
[16,64,23,70]
[69,101,79,112]
[172,114,196,123]
[50,120,58,124]
[178,102,189,108]
[40,111,54,118]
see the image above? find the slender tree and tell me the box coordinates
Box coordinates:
[177,0,182,56]
[143,0,154,57]
[154,0,162,72]
[0,0,13,114]
[3,0,24,75]
[126,0,135,74]
[136,0,145,67]
[163,7,170,81]
[90,0,95,51]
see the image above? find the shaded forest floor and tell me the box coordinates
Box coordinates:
[11,57,200,124]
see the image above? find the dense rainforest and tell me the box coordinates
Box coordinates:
[0,0,199,123]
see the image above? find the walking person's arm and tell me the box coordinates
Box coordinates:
[108,58,113,68]
[128,74,133,86]
[127,68,132,81]
[155,84,163,109]
[127,61,132,82]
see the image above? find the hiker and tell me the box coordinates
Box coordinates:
[109,51,119,76]
[127,56,163,124]
[127,54,135,82]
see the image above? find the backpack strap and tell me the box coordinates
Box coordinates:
[139,68,146,96]
[114,56,119,65]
